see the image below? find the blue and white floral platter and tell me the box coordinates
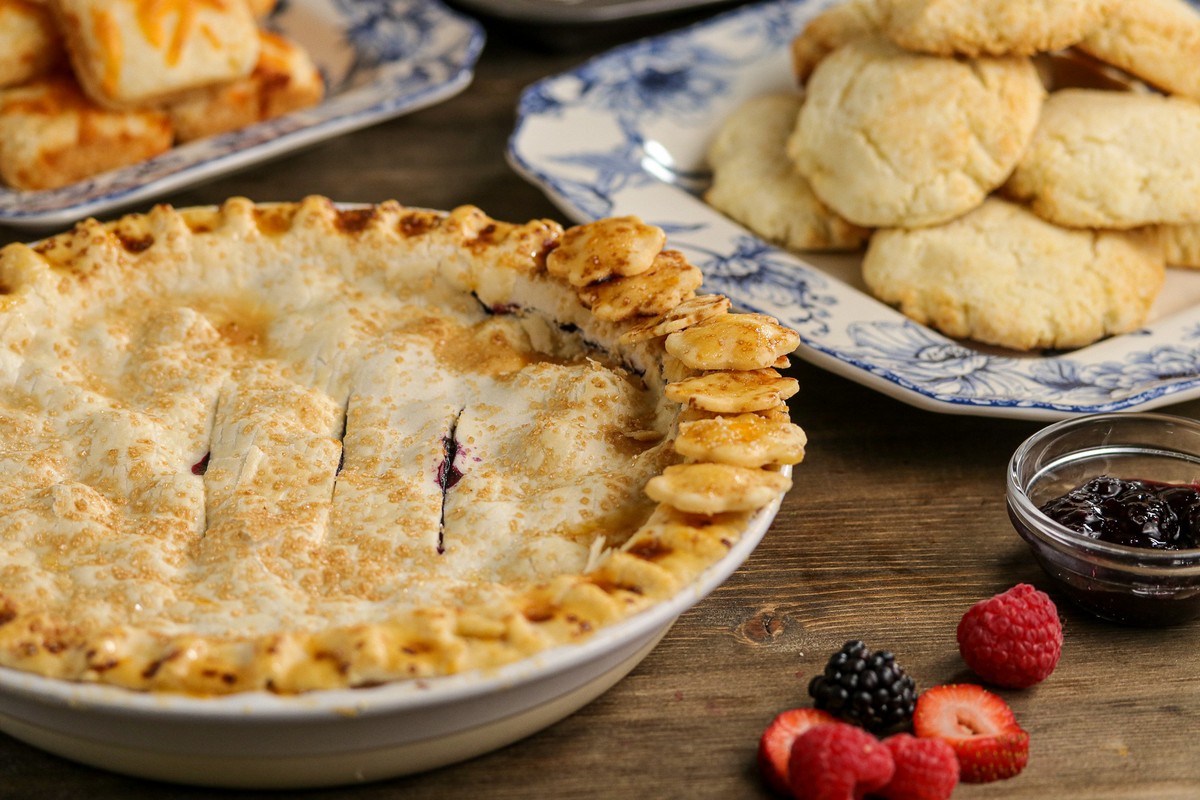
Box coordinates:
[508,0,1200,421]
[0,0,483,230]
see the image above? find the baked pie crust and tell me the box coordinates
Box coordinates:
[0,197,802,695]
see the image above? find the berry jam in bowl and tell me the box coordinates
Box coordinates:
[1007,412,1200,626]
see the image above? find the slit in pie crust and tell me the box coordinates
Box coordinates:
[0,197,803,695]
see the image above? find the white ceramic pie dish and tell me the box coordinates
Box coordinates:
[0,474,785,789]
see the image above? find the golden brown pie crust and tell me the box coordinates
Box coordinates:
[0,196,802,695]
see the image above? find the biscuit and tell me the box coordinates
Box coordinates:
[0,74,172,191]
[0,0,64,88]
[705,93,869,252]
[168,32,324,143]
[52,0,260,109]
[861,197,1165,351]
[1163,224,1200,268]
[786,36,1044,228]
[790,0,884,85]
[1077,0,1200,101]
[1005,89,1200,229]
[880,0,1116,57]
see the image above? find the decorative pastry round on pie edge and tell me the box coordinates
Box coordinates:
[0,196,802,696]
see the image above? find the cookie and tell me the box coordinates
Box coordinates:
[862,198,1165,351]
[1077,0,1200,101]
[0,74,172,191]
[1005,89,1200,229]
[0,0,64,88]
[786,36,1044,228]
[705,93,869,252]
[790,0,884,85]
[880,0,1116,57]
[167,32,324,143]
[51,0,260,109]
[1163,223,1200,268]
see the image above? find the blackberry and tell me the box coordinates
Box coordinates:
[807,640,917,733]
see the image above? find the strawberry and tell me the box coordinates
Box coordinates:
[912,684,1029,784]
[757,707,837,795]
[957,583,1062,688]
[788,721,895,800]
[878,733,960,800]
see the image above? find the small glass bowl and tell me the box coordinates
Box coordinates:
[1007,412,1200,626]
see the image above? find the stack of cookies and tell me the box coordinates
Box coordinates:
[706,0,1200,351]
[0,0,324,192]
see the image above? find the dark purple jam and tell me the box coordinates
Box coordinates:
[1039,475,1200,550]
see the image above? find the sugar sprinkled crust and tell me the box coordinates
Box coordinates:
[0,197,799,695]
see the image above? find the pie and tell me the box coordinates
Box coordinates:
[0,197,803,695]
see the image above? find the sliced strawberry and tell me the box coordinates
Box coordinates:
[757,707,837,795]
[911,684,1030,784]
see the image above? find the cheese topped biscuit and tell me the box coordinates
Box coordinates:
[0,0,65,88]
[0,73,172,191]
[167,31,324,142]
[52,0,260,108]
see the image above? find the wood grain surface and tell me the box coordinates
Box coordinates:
[1,10,1197,800]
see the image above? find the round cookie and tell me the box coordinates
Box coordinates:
[704,92,869,252]
[862,197,1165,351]
[1077,0,1200,102]
[786,36,1044,229]
[790,0,884,85]
[1005,89,1200,229]
[880,0,1116,57]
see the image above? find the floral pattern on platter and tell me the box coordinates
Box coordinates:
[0,0,483,228]
[508,0,1200,420]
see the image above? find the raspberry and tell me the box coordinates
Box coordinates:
[787,721,894,800]
[878,733,960,800]
[957,583,1062,688]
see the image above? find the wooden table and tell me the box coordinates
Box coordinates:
[2,10,1198,799]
